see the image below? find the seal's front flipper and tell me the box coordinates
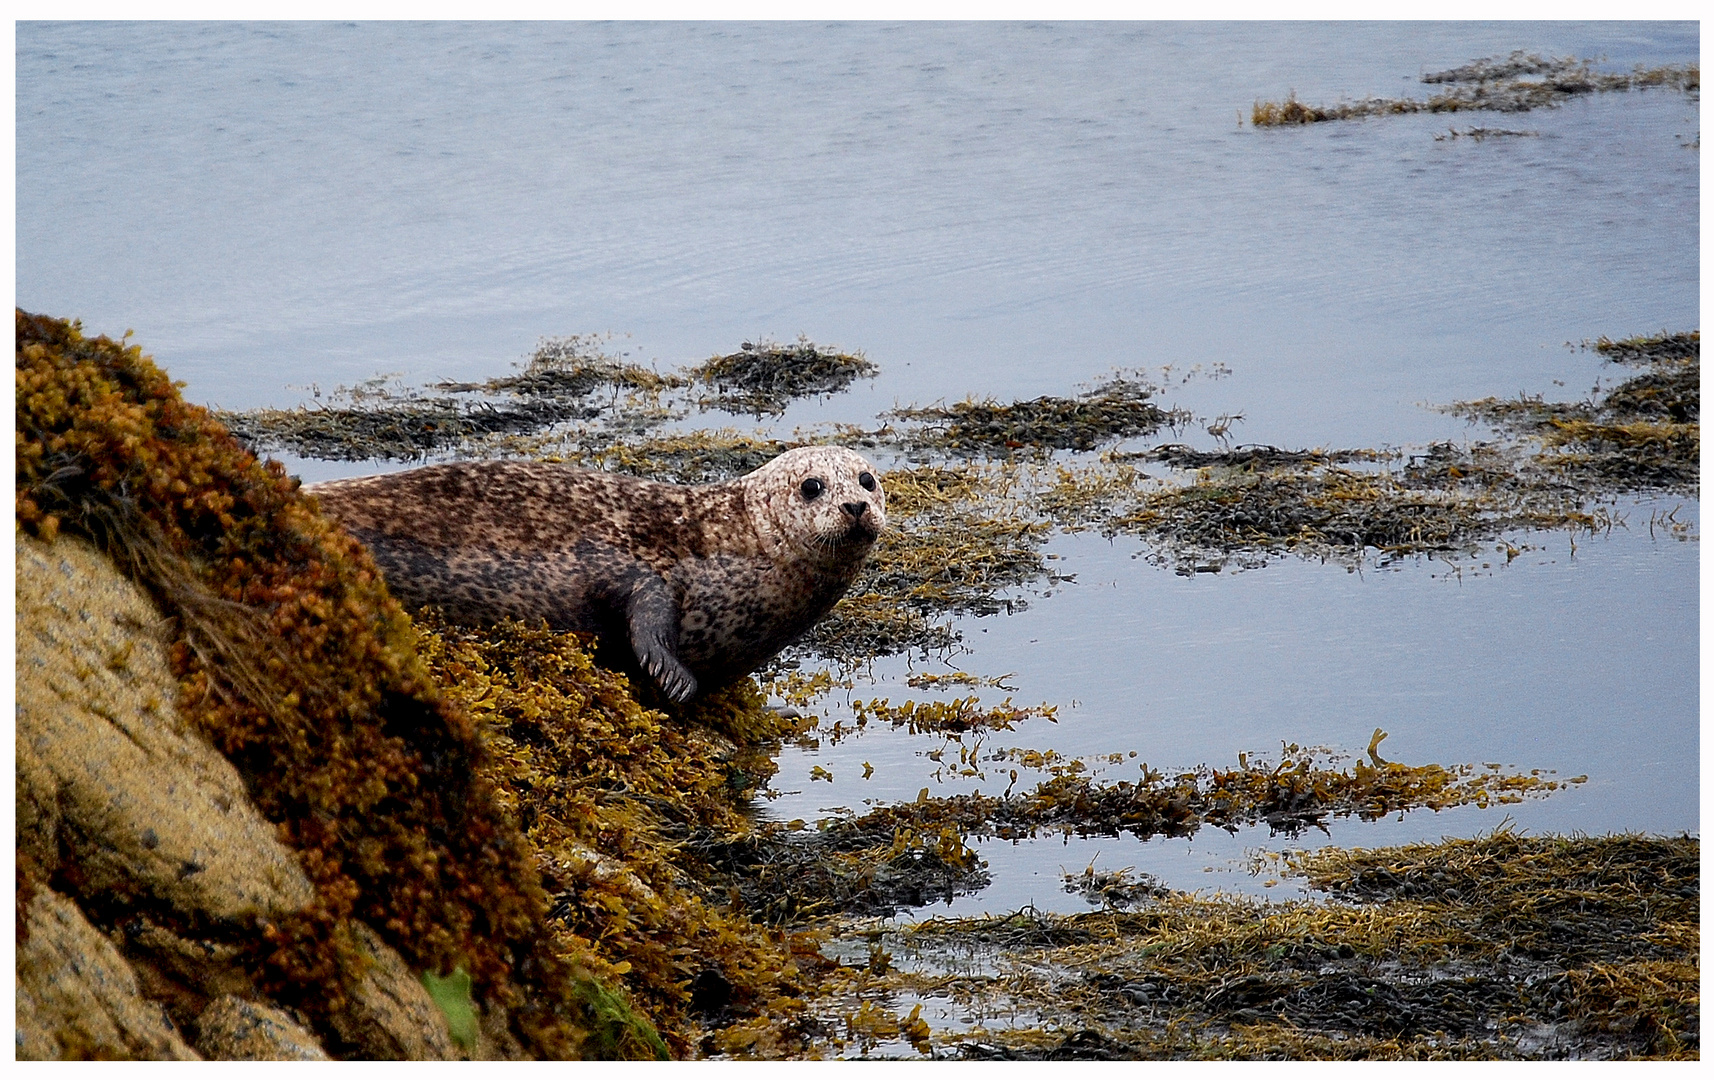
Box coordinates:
[625,575,698,703]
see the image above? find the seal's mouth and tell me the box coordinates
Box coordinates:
[812,520,880,552]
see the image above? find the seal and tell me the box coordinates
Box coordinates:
[305,447,886,703]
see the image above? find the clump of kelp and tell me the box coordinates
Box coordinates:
[688,336,877,416]
[438,333,685,400]
[1253,50,1698,127]
[14,311,624,1057]
[810,830,1697,1059]
[220,379,603,461]
[884,372,1188,455]
[791,734,1580,857]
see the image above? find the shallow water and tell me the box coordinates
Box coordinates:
[17,21,1699,905]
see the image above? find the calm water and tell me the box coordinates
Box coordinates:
[17,21,1699,903]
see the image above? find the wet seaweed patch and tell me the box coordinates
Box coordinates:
[809,830,1697,1059]
[413,612,829,1056]
[670,734,1569,942]
[1028,333,1697,571]
[688,812,992,926]
[1252,51,1698,127]
[218,333,686,462]
[882,373,1190,455]
[1110,462,1556,571]
[220,385,604,462]
[824,735,1579,849]
[1591,329,1701,365]
[687,336,877,416]
[1451,330,1699,490]
[1061,864,1171,910]
[1134,444,1390,470]
[437,333,686,399]
[799,694,1056,754]
[222,334,864,462]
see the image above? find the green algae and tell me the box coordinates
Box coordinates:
[420,967,480,1052]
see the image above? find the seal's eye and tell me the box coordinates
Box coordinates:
[858,471,876,492]
[800,478,826,501]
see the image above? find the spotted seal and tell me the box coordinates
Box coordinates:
[305,447,886,702]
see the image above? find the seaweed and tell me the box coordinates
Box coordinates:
[820,737,1578,849]
[1592,330,1700,365]
[1252,53,1698,127]
[885,373,1187,454]
[687,336,877,416]
[1452,331,1699,490]
[1136,444,1388,470]
[221,396,602,462]
[811,831,1697,1060]
[412,611,826,1054]
[438,333,684,398]
[1432,127,1539,141]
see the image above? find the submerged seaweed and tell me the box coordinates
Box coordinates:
[1452,330,1699,490]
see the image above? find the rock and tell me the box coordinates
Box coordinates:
[195,996,329,1060]
[14,533,315,923]
[114,917,261,1030]
[15,885,200,1060]
[326,922,458,1060]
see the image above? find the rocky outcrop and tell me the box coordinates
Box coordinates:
[16,886,199,1060]
[327,922,458,1061]
[194,996,329,1061]
[15,532,315,922]
[14,533,462,1059]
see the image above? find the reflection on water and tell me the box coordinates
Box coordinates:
[765,505,1699,899]
[16,21,1698,911]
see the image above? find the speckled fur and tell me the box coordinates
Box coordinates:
[305,447,886,701]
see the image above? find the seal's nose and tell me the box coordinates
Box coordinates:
[842,501,868,520]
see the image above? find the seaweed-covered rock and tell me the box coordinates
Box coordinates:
[16,531,316,923]
[15,311,611,1057]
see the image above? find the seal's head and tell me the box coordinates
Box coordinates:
[740,446,887,567]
